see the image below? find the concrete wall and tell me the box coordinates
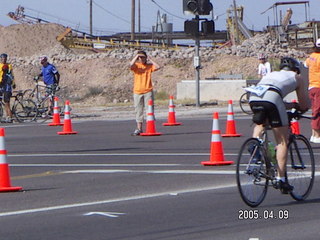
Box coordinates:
[177,79,247,101]
[176,79,297,102]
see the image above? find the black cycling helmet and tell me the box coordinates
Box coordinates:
[0,53,8,58]
[279,57,300,74]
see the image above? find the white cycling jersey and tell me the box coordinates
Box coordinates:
[258,70,297,97]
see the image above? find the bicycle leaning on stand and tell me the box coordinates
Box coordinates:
[236,110,315,207]
[239,80,259,115]
[0,90,38,123]
[239,92,252,115]
[23,76,63,123]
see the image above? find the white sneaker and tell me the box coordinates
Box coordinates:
[310,136,314,142]
[311,136,320,143]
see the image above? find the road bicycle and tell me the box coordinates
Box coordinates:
[239,80,259,115]
[23,77,64,122]
[0,90,38,123]
[236,110,315,207]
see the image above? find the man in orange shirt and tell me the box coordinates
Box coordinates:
[305,39,320,143]
[130,50,161,135]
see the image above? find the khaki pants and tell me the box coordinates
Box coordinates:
[134,91,154,123]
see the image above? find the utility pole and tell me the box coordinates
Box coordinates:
[89,0,93,35]
[138,0,141,32]
[131,0,135,40]
[233,0,239,45]
[194,15,201,108]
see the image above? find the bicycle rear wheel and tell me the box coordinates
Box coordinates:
[239,92,252,115]
[287,134,315,201]
[36,97,52,123]
[236,138,268,207]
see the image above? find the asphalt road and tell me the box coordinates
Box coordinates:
[1,113,320,240]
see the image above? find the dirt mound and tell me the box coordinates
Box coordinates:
[0,23,65,57]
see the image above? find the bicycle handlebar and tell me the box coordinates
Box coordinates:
[287,110,314,121]
[32,76,60,90]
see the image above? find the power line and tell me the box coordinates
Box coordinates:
[23,4,125,35]
[150,0,186,20]
[92,0,150,31]
[92,1,131,25]
[24,6,86,27]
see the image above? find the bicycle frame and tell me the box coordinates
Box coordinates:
[258,128,278,184]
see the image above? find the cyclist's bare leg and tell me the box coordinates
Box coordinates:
[312,129,320,138]
[272,126,289,178]
[252,124,264,138]
[4,102,12,118]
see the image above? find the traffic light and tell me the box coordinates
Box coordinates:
[184,20,199,35]
[183,0,213,15]
[201,20,215,34]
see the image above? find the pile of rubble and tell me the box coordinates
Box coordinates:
[1,23,309,68]
[221,33,308,59]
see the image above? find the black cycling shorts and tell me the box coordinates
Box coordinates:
[249,100,283,127]
[0,91,12,103]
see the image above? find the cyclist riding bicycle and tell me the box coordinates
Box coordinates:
[247,57,310,194]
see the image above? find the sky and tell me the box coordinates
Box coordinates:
[1,0,319,36]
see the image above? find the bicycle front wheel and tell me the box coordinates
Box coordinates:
[236,138,268,207]
[287,134,315,201]
[22,89,36,101]
[13,99,38,123]
[239,92,252,115]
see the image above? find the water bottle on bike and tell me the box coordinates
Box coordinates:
[267,141,277,165]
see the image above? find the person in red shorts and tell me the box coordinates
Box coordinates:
[305,39,320,143]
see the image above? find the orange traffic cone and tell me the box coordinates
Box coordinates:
[140,99,162,136]
[201,112,234,166]
[57,100,78,135]
[291,100,300,135]
[0,128,22,192]
[163,95,182,126]
[221,100,242,137]
[48,96,63,126]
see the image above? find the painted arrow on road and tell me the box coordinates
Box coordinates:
[84,212,126,218]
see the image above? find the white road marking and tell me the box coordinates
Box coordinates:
[8,152,320,158]
[0,184,236,217]
[63,169,235,174]
[8,153,211,157]
[84,212,125,218]
[10,164,184,167]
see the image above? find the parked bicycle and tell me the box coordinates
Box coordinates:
[236,110,315,207]
[0,90,37,123]
[239,92,252,115]
[23,76,64,122]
